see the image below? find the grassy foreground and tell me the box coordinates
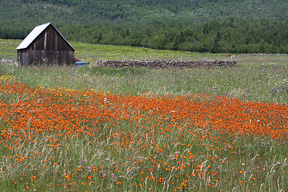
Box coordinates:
[0,68,287,192]
[0,39,288,191]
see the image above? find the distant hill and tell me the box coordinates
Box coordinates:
[1,0,287,24]
[1,0,288,53]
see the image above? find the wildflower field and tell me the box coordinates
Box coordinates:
[0,40,288,191]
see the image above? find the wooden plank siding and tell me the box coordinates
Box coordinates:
[17,24,74,65]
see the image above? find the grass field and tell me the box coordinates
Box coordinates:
[1,39,223,61]
[0,39,288,191]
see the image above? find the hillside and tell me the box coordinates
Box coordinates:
[1,0,287,24]
[1,0,288,53]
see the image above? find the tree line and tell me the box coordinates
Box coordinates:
[1,18,288,53]
[60,19,288,53]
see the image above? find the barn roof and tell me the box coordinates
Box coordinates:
[16,22,74,51]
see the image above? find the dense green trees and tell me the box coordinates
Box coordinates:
[1,0,288,53]
[53,19,288,53]
[1,19,288,53]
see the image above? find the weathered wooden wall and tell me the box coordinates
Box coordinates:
[18,25,74,65]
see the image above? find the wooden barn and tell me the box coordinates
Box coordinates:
[16,22,74,65]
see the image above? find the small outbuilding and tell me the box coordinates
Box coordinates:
[16,22,75,65]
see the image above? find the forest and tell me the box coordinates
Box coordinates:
[1,0,288,53]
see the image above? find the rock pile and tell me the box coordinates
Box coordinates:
[97,60,237,69]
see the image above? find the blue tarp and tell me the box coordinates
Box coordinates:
[75,61,90,67]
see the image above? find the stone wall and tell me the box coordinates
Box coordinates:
[97,60,237,69]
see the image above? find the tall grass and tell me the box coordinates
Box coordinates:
[1,61,287,103]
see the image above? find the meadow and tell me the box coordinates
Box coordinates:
[0,39,287,191]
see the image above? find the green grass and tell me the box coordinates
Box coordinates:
[0,39,22,60]
[1,39,288,104]
[71,41,226,62]
[1,61,288,103]
[1,38,226,61]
